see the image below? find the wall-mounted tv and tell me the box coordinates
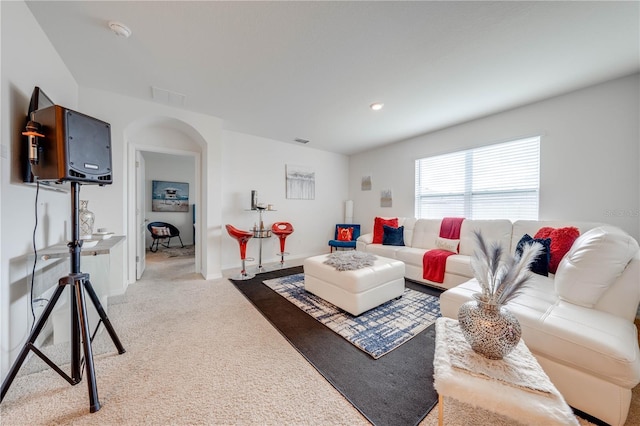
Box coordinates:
[23,86,54,183]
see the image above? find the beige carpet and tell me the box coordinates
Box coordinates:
[0,253,638,425]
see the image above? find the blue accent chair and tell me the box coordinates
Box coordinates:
[328,224,361,252]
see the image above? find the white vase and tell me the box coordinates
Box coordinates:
[79,200,95,239]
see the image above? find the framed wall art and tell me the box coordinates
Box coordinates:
[361,175,372,191]
[152,180,189,212]
[381,189,393,208]
[286,164,315,200]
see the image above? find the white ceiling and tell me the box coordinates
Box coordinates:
[26,1,639,155]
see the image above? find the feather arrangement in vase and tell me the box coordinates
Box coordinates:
[470,230,544,305]
[458,230,544,359]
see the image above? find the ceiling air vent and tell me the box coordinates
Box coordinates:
[151,86,186,107]
[294,138,309,144]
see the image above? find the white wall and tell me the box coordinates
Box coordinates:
[349,73,640,241]
[0,1,79,376]
[143,151,196,246]
[77,88,351,280]
[77,87,222,282]
[221,132,349,270]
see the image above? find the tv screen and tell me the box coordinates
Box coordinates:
[29,86,54,115]
[23,87,55,184]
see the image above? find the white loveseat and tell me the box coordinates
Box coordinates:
[357,218,640,426]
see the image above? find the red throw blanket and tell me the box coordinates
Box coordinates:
[423,217,465,283]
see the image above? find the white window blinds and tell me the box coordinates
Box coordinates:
[415,136,540,221]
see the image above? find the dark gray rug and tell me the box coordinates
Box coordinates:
[230,266,442,426]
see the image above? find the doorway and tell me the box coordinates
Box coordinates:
[137,150,197,278]
[125,117,208,285]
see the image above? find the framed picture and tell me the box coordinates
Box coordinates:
[381,189,392,207]
[286,164,315,200]
[361,175,372,191]
[152,180,189,212]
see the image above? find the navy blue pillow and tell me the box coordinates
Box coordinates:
[515,234,551,276]
[382,225,404,246]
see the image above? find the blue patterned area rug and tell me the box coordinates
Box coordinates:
[263,273,440,359]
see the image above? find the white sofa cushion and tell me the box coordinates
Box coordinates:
[364,243,405,259]
[400,217,418,247]
[555,226,640,308]
[394,246,429,266]
[444,255,473,277]
[459,219,512,256]
[410,219,442,250]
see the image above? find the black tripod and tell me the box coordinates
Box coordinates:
[0,181,125,413]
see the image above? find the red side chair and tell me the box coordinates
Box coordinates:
[271,222,294,267]
[225,224,255,280]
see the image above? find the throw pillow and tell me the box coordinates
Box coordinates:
[337,226,354,241]
[555,226,639,308]
[373,217,399,244]
[151,226,170,236]
[534,226,580,274]
[382,225,405,246]
[515,234,551,276]
[435,236,460,253]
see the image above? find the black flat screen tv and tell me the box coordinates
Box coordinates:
[23,86,54,183]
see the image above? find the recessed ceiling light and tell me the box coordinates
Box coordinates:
[108,21,132,38]
[370,102,384,111]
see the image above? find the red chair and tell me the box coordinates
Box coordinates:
[271,222,294,267]
[225,224,255,280]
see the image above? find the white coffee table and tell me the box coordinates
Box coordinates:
[433,317,578,426]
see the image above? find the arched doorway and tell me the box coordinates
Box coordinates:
[125,117,205,282]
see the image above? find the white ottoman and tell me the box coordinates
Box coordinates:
[303,254,405,316]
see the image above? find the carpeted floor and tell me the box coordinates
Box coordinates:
[231,266,440,426]
[1,253,639,425]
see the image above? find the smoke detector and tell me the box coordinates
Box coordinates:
[108,21,132,38]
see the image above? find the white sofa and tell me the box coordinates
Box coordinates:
[356,217,514,289]
[357,218,640,426]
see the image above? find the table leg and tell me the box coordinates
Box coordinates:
[257,209,265,272]
[438,394,443,426]
[258,234,264,271]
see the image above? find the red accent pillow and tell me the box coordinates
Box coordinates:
[373,217,398,244]
[534,226,580,274]
[337,226,354,241]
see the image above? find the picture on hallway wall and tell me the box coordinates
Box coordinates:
[152,180,189,212]
[286,164,315,200]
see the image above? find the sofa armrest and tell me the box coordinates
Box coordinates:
[356,233,373,251]
[357,233,373,244]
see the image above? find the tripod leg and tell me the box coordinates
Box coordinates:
[75,278,100,413]
[70,280,82,383]
[82,279,126,354]
[1,285,66,402]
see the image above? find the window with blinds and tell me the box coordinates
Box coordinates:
[414,136,540,220]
